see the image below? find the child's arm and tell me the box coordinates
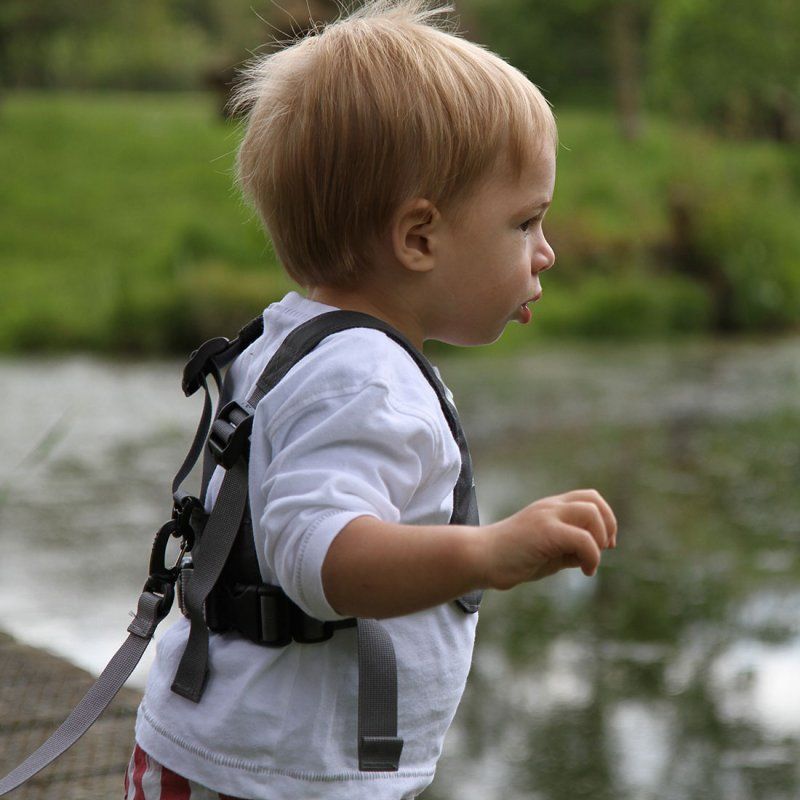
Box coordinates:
[322,488,616,619]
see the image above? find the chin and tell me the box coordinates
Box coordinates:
[440,325,505,348]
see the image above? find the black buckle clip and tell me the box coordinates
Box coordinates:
[209,400,255,468]
[182,336,230,397]
[144,520,183,619]
[172,491,204,551]
[256,586,335,646]
[256,585,292,646]
[290,605,335,644]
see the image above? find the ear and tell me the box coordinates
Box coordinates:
[390,198,441,274]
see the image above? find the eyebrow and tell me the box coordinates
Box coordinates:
[518,199,551,216]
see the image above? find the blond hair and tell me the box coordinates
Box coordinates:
[233,0,557,288]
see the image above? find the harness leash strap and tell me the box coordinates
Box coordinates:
[0,590,166,797]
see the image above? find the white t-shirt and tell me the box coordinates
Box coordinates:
[135,292,478,800]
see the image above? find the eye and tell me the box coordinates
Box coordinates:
[519,214,543,233]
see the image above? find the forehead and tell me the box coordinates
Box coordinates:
[465,146,556,214]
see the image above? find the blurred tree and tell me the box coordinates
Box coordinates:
[462,0,654,141]
[609,0,645,141]
[0,0,209,90]
[2,0,797,145]
[462,0,612,106]
[198,0,340,116]
[0,0,99,86]
[650,0,800,141]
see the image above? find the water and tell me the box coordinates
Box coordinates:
[1,337,799,799]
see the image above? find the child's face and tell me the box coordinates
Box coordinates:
[430,148,556,346]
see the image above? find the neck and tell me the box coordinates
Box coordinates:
[306,285,426,351]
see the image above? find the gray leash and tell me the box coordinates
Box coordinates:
[0,558,175,796]
[0,323,260,795]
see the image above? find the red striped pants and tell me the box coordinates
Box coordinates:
[124,745,248,800]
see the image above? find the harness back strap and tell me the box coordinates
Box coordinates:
[170,458,250,701]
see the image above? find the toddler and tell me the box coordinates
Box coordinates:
[128,2,617,798]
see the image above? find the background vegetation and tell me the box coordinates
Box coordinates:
[1,0,799,353]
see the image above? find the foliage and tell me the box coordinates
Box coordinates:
[1,0,209,89]
[534,273,712,339]
[548,108,800,335]
[1,92,799,354]
[0,92,277,353]
[0,0,335,92]
[663,133,800,331]
[462,0,617,105]
[649,0,800,140]
[1,0,799,141]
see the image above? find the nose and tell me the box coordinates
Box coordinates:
[532,234,555,274]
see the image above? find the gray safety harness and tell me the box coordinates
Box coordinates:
[0,310,481,795]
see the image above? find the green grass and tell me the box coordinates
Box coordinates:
[0,91,290,352]
[1,92,799,353]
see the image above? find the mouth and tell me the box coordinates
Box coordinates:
[517,291,543,325]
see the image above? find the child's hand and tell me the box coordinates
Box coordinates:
[482,489,617,590]
[322,489,616,618]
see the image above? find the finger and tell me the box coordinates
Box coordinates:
[561,489,618,548]
[595,497,618,548]
[559,501,609,550]
[556,524,602,577]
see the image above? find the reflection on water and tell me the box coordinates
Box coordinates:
[0,358,190,686]
[1,337,799,799]
[427,338,800,800]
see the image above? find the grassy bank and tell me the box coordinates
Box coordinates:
[1,92,799,354]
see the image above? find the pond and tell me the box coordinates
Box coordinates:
[1,336,799,799]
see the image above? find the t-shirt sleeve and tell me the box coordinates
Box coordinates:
[252,379,442,621]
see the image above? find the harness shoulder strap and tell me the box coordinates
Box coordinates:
[251,311,482,611]
[245,310,482,766]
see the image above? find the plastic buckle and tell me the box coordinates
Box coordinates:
[143,520,181,621]
[204,585,230,633]
[257,585,293,646]
[208,400,254,469]
[148,520,179,582]
[172,492,204,550]
[358,736,404,772]
[182,336,230,397]
[291,606,334,644]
